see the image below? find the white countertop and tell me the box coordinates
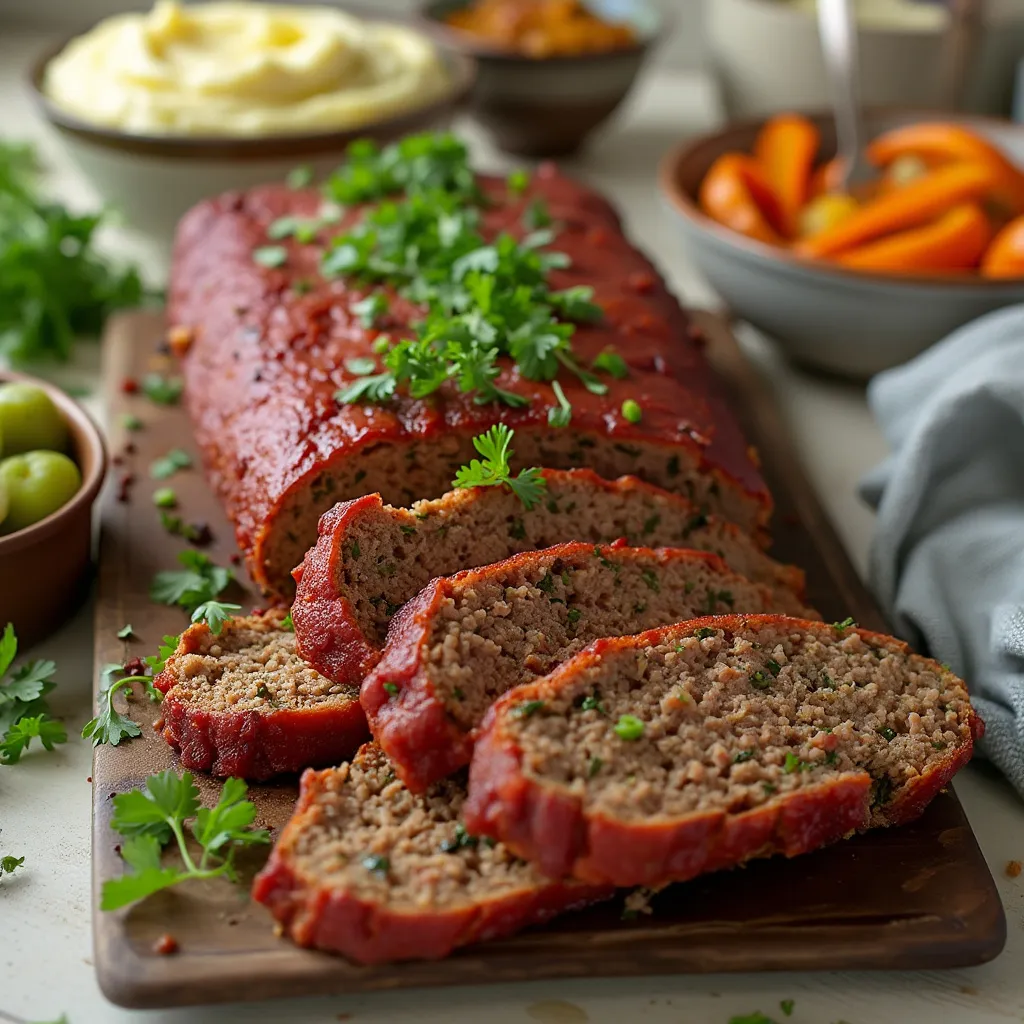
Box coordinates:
[1,28,1023,1024]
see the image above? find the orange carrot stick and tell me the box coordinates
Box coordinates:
[796,162,1000,259]
[698,153,785,245]
[981,213,1024,279]
[754,114,820,238]
[836,203,991,274]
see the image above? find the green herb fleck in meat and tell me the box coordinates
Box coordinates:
[614,714,644,741]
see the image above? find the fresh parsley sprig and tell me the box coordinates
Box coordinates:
[190,600,242,635]
[0,623,66,765]
[101,770,270,911]
[82,666,145,748]
[452,426,546,510]
[150,551,233,616]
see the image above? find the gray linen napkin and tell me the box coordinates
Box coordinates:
[859,304,1024,799]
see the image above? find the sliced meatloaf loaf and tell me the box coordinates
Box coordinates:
[155,611,367,780]
[170,157,770,597]
[464,615,982,888]
[293,469,812,684]
[251,742,611,963]
[362,542,782,792]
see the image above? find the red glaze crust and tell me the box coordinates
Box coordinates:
[292,468,809,686]
[251,765,612,964]
[170,166,771,596]
[154,617,368,780]
[464,614,980,887]
[362,543,780,794]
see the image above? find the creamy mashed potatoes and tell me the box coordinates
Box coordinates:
[43,1,452,136]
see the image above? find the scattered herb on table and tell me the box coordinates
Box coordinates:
[141,373,183,406]
[116,624,134,640]
[100,770,270,910]
[190,600,242,635]
[150,448,192,480]
[0,141,144,363]
[152,487,177,509]
[121,413,143,431]
[81,666,145,748]
[0,623,66,765]
[286,164,313,189]
[150,551,233,616]
[729,1014,779,1024]
[452,425,546,510]
[1,854,25,877]
[779,999,795,1017]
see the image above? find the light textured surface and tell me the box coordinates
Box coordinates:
[0,26,1022,1024]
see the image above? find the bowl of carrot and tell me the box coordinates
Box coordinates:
[660,111,1024,378]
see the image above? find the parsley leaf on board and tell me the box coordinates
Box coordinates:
[101,770,270,911]
[452,426,546,510]
[116,624,134,640]
[0,140,144,363]
[141,373,183,405]
[81,669,147,747]
[190,600,242,635]
[0,623,65,764]
[150,551,233,615]
[150,448,192,480]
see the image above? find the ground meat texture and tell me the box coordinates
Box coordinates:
[250,743,611,963]
[464,614,982,888]
[155,612,367,780]
[362,541,784,793]
[293,468,812,684]
[170,167,770,597]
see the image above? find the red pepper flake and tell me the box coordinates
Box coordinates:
[251,608,265,617]
[123,441,136,456]
[230,553,242,566]
[536,161,558,179]
[123,657,147,677]
[587,226,610,247]
[113,844,121,854]
[153,934,179,956]
[116,472,135,503]
[628,271,656,294]
[86,776,92,783]
[686,323,707,348]
[121,377,139,394]
[112,455,123,467]
[1007,860,1022,878]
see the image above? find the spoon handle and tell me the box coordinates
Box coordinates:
[817,0,872,189]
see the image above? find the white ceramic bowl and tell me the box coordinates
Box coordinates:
[27,24,476,239]
[659,110,1024,379]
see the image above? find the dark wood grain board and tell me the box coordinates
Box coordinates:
[91,310,1006,1009]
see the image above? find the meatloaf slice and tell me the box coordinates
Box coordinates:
[250,742,611,964]
[293,468,812,684]
[170,163,770,597]
[464,615,982,888]
[154,611,367,780]
[362,542,782,792]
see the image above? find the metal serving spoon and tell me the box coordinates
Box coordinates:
[816,0,875,192]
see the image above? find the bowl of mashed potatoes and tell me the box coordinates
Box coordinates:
[29,1,476,235]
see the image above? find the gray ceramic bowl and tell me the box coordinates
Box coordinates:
[420,0,661,157]
[659,110,1024,379]
[27,18,476,238]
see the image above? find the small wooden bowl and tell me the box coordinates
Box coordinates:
[0,371,107,648]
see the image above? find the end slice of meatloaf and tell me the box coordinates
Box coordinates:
[250,742,612,964]
[171,166,771,598]
[292,468,812,684]
[464,614,983,888]
[362,541,784,793]
[154,611,367,780]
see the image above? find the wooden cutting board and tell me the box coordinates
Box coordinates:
[91,310,1006,1009]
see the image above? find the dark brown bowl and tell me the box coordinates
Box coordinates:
[0,372,107,648]
[420,0,661,157]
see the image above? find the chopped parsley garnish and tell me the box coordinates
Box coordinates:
[510,518,527,541]
[877,726,897,741]
[548,379,572,428]
[190,600,241,635]
[580,692,606,714]
[351,293,389,328]
[281,611,294,631]
[452,426,546,510]
[593,348,628,379]
[145,635,180,677]
[765,659,781,676]
[362,854,390,877]
[1,854,24,877]
[614,714,644,741]
[566,608,582,626]
[252,245,287,268]
[383,682,399,697]
[344,355,378,376]
[703,589,734,614]
[152,487,177,509]
[513,700,545,719]
[734,750,756,763]
[100,771,269,910]
[588,756,603,778]
[641,569,660,592]
[142,373,183,405]
[872,775,894,807]
[819,669,835,689]
[150,550,233,616]
[832,617,857,632]
[116,624,134,640]
[507,169,530,195]
[693,627,717,640]
[642,513,660,535]
[150,448,192,479]
[783,752,812,773]
[0,624,65,765]
[286,165,313,189]
[523,196,552,229]
[621,399,642,424]
[750,670,771,690]
[440,823,480,853]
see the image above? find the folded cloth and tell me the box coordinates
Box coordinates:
[860,304,1024,799]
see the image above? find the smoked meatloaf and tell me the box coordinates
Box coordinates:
[170,152,770,596]
[251,742,611,963]
[154,611,367,779]
[293,468,812,684]
[464,615,982,887]
[363,541,784,792]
